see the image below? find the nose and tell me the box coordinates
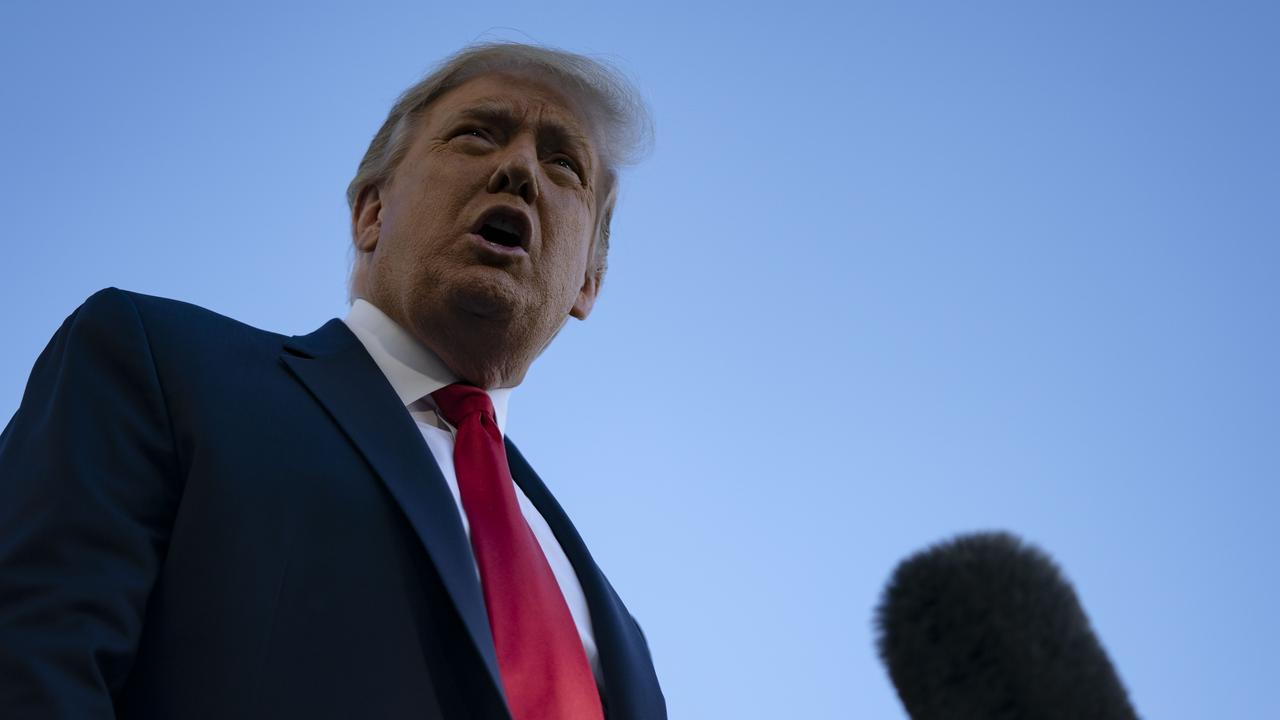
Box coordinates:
[486,136,540,204]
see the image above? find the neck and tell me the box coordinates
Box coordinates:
[359,287,564,390]
[397,306,539,390]
[427,326,532,390]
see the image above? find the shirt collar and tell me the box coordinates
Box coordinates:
[342,298,512,434]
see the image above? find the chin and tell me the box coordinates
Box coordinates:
[444,275,523,322]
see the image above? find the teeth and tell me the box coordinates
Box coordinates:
[487,215,521,237]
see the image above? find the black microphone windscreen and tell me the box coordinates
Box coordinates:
[875,531,1138,720]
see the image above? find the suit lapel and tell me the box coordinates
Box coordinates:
[279,320,508,714]
[505,439,668,720]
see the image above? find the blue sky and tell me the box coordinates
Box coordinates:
[3,1,1278,716]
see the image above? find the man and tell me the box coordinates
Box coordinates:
[0,42,665,719]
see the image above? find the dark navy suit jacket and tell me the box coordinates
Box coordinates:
[0,288,665,719]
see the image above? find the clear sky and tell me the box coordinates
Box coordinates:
[3,1,1278,717]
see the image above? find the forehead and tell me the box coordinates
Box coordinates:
[427,72,600,146]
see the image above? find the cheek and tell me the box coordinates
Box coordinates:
[545,191,596,258]
[546,215,593,275]
[384,156,482,237]
[382,190,458,256]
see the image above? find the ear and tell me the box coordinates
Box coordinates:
[352,184,383,253]
[569,264,602,320]
[572,180,615,321]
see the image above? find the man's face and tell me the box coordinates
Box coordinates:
[355,71,604,373]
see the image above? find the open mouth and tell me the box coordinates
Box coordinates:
[472,207,531,250]
[478,223,522,247]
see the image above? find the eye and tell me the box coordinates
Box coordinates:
[549,155,581,177]
[452,126,492,142]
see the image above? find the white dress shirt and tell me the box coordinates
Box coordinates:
[342,299,600,682]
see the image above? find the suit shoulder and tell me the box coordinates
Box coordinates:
[44,287,154,359]
[119,288,284,337]
[58,288,306,380]
[79,287,289,348]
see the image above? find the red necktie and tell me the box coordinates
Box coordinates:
[431,384,604,720]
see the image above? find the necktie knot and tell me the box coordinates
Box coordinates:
[431,383,495,428]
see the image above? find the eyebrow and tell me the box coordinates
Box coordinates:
[448,99,594,159]
[448,99,520,128]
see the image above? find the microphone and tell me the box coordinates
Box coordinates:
[875,531,1139,720]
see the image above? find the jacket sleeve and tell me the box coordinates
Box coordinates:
[0,288,180,718]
